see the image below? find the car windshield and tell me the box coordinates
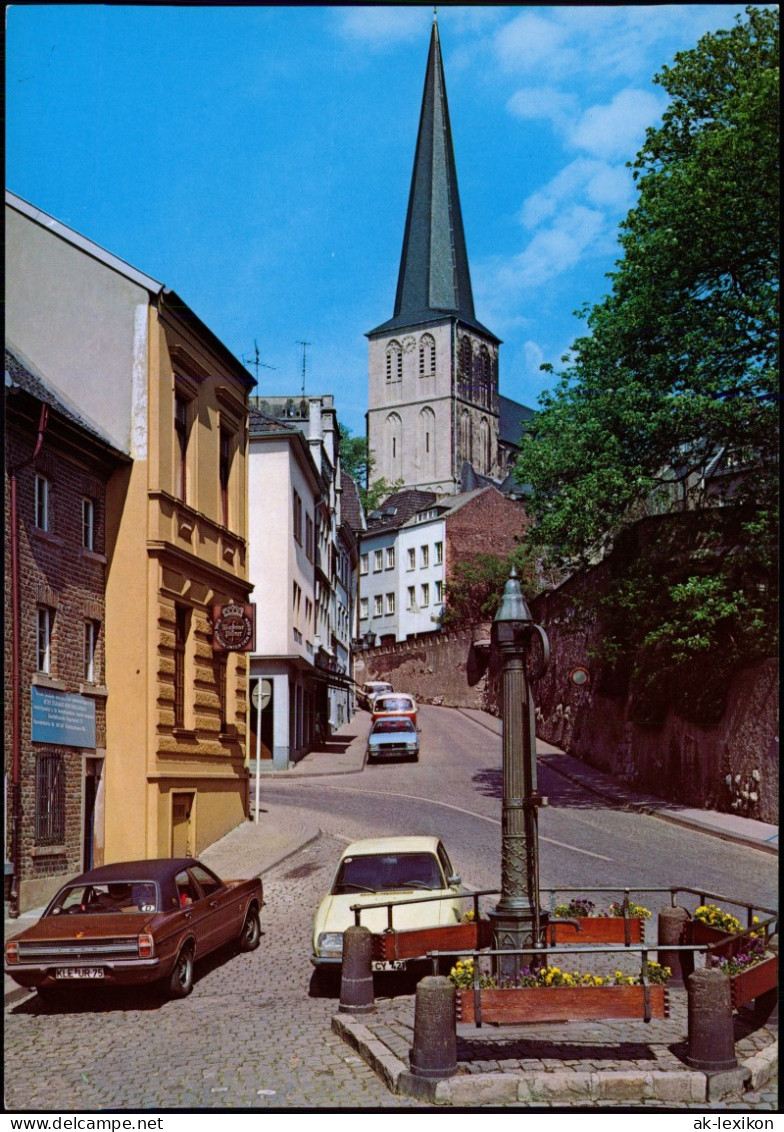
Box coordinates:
[372,718,416,735]
[332,852,443,895]
[375,697,413,712]
[47,881,159,916]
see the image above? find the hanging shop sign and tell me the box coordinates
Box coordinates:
[212,602,256,652]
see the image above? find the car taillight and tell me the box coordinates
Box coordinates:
[137,933,154,959]
[5,941,19,965]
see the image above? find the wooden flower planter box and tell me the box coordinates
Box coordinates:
[688,921,746,960]
[729,956,778,1010]
[455,984,669,1025]
[372,919,493,963]
[550,917,645,945]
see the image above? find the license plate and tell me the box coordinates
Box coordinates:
[55,967,105,980]
[371,960,407,972]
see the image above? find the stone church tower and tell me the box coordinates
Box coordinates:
[366,17,501,496]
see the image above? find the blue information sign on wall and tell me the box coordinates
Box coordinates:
[31,686,96,748]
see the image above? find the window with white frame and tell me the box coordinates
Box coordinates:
[373,594,383,617]
[421,545,429,568]
[83,621,98,683]
[407,548,416,570]
[385,592,395,615]
[34,474,49,531]
[82,498,95,550]
[385,547,395,569]
[407,586,416,610]
[37,607,53,674]
[360,553,369,576]
[435,580,444,604]
[373,549,383,572]
[421,583,430,607]
[435,541,443,565]
[359,597,368,620]
[35,752,64,846]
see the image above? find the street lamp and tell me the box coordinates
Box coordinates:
[488,567,550,979]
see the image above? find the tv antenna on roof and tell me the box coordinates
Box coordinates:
[297,340,311,398]
[242,340,277,381]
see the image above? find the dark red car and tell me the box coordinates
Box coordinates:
[4,858,263,1000]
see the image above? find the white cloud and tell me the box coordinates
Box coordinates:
[335,6,428,46]
[499,204,606,292]
[521,158,633,228]
[524,340,545,376]
[507,86,578,133]
[568,88,665,161]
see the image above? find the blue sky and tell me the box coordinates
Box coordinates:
[6,4,753,438]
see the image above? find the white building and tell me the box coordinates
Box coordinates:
[246,396,355,770]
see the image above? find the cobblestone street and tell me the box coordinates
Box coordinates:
[4,835,429,1111]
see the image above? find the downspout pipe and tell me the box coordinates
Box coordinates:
[8,400,49,917]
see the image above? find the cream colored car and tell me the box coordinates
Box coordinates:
[311,836,464,982]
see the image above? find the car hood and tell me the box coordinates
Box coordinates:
[314,889,461,939]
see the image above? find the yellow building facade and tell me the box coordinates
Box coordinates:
[6,192,254,874]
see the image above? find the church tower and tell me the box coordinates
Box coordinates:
[366,16,501,495]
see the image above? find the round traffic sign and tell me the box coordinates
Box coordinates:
[252,679,272,710]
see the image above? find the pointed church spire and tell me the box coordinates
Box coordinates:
[370,19,494,338]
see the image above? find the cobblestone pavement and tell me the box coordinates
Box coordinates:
[4,832,778,1112]
[3,835,430,1112]
[341,993,777,1109]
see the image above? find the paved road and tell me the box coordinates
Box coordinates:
[3,834,429,1111]
[4,705,777,1112]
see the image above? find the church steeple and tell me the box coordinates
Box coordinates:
[371,18,493,338]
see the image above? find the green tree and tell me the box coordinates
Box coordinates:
[516,5,779,569]
[438,546,539,632]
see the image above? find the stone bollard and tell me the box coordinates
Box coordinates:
[686,967,737,1071]
[339,925,375,1014]
[658,906,693,987]
[409,976,457,1079]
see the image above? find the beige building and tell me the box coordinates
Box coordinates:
[6,191,255,873]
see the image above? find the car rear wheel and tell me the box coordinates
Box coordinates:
[168,945,194,998]
[238,906,261,952]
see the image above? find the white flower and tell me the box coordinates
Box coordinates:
[725,774,733,786]
[750,792,758,802]
[752,769,761,782]
[735,774,742,783]
[741,790,749,799]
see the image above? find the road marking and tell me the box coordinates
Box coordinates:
[294,782,614,862]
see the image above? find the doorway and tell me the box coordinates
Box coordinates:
[172,792,194,857]
[83,758,104,871]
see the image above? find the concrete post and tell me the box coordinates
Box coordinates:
[339,925,375,1014]
[409,976,457,1079]
[686,967,737,1071]
[658,906,693,987]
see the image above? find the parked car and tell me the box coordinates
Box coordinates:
[371,692,418,727]
[366,716,419,763]
[4,858,263,1000]
[358,681,393,711]
[311,836,463,981]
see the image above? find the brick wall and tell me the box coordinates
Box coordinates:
[446,488,528,569]
[5,416,114,899]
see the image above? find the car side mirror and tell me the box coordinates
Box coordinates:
[447,873,461,887]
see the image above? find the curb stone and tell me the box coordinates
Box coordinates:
[333,1012,777,1107]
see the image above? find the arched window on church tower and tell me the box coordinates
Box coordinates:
[458,336,473,398]
[385,413,402,480]
[418,407,436,479]
[459,410,472,466]
[419,333,436,378]
[386,341,403,384]
[479,417,491,474]
[479,346,492,408]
